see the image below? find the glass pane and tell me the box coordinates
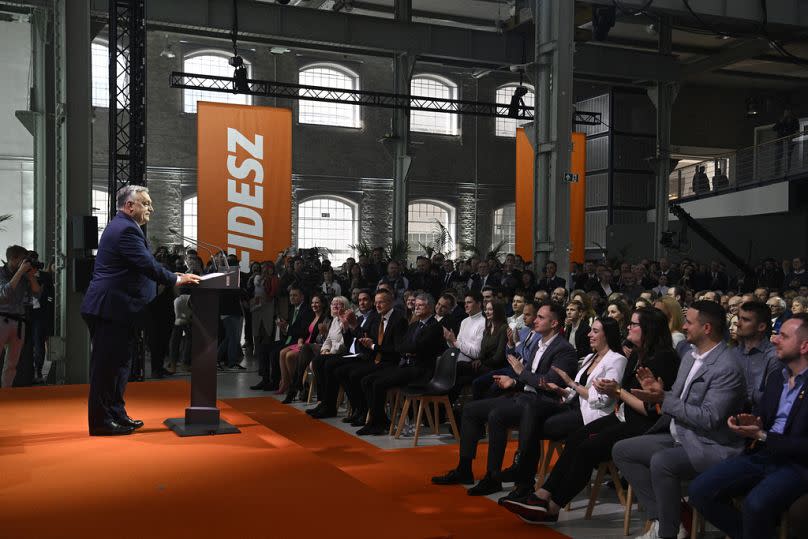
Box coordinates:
[183,55,251,113]
[297,197,357,266]
[299,66,360,128]
[495,86,535,138]
[410,77,458,135]
[491,203,516,254]
[183,196,198,247]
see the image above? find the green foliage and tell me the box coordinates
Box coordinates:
[348,240,372,259]
[387,239,410,264]
[0,214,12,232]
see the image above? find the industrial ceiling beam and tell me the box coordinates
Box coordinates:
[88,0,527,66]
[574,42,680,81]
[577,0,808,31]
[679,37,773,78]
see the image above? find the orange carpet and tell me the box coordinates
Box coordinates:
[0,381,568,539]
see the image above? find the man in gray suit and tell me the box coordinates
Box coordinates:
[613,301,747,539]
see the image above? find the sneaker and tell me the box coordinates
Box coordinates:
[501,493,548,514]
[634,520,660,539]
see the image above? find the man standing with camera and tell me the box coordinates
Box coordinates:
[0,245,41,387]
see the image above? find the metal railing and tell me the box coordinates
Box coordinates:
[668,131,808,201]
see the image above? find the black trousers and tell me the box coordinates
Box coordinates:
[313,354,358,410]
[459,392,548,478]
[258,340,286,385]
[515,404,583,489]
[451,361,492,402]
[335,360,390,414]
[542,413,654,507]
[361,364,430,426]
[84,315,135,429]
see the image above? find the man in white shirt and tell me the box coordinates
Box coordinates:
[613,301,746,539]
[444,290,486,401]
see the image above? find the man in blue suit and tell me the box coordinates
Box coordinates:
[689,313,808,539]
[81,186,200,436]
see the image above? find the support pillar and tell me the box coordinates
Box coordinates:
[391,0,413,251]
[651,16,676,259]
[61,0,93,383]
[531,0,574,273]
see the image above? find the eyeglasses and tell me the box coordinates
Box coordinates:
[627,321,641,328]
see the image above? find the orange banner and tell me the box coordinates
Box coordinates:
[514,128,587,265]
[514,128,535,261]
[569,132,587,265]
[197,102,292,271]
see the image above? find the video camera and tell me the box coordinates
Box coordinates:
[24,256,44,271]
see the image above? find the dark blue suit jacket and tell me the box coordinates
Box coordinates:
[756,369,808,470]
[81,212,177,322]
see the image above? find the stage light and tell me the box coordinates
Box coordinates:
[508,86,529,118]
[746,97,759,117]
[592,6,616,41]
[230,55,249,93]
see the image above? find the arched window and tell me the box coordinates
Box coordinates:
[407,199,456,259]
[91,40,128,108]
[492,203,516,254]
[182,195,198,247]
[91,189,109,242]
[410,75,459,136]
[183,52,252,113]
[297,196,358,265]
[495,84,535,137]
[298,64,361,128]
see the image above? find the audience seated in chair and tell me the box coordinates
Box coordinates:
[688,314,808,539]
[501,307,678,524]
[430,303,578,497]
[612,301,747,539]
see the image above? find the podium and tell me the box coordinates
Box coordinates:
[165,269,242,436]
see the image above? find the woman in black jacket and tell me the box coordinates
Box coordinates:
[500,307,681,524]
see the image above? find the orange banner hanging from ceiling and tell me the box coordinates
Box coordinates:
[514,128,587,265]
[197,102,292,271]
[514,128,535,261]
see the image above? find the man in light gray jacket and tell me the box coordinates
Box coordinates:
[613,301,747,539]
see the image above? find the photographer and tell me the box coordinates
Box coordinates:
[0,245,41,387]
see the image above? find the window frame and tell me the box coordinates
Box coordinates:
[297,62,362,129]
[182,194,198,248]
[296,194,359,265]
[494,83,536,138]
[91,39,129,109]
[182,50,253,114]
[407,198,457,260]
[409,74,460,136]
[491,203,516,254]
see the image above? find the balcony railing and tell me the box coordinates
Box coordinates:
[668,131,808,201]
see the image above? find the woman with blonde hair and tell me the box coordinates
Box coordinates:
[653,295,686,347]
[571,289,596,325]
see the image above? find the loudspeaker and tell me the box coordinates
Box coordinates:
[73,256,95,293]
[72,215,99,250]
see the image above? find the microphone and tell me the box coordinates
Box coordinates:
[169,228,225,273]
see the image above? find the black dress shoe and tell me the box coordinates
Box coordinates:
[468,473,503,496]
[357,423,387,436]
[89,420,135,436]
[498,485,534,505]
[341,413,360,424]
[350,415,367,427]
[306,404,325,416]
[310,408,337,419]
[431,469,474,485]
[281,393,295,404]
[118,416,144,429]
[249,379,268,390]
[500,464,519,483]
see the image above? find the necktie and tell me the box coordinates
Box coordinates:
[521,331,535,365]
[285,306,300,345]
[375,315,386,364]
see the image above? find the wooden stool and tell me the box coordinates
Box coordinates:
[585,460,626,519]
[394,394,460,447]
[536,440,564,484]
[302,365,316,404]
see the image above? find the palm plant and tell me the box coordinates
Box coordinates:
[0,214,12,232]
[387,239,410,264]
[348,240,372,259]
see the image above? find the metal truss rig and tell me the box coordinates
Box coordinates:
[169,72,602,126]
[108,0,147,218]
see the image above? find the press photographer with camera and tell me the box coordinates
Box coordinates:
[0,245,41,387]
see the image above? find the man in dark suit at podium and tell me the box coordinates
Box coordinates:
[81,186,200,436]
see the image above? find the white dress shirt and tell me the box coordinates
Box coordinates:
[524,333,559,393]
[454,311,486,363]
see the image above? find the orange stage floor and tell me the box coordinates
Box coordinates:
[0,381,568,539]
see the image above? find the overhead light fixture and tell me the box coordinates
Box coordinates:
[230,56,250,93]
[159,34,176,59]
[746,97,759,117]
[270,46,291,55]
[508,86,529,118]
